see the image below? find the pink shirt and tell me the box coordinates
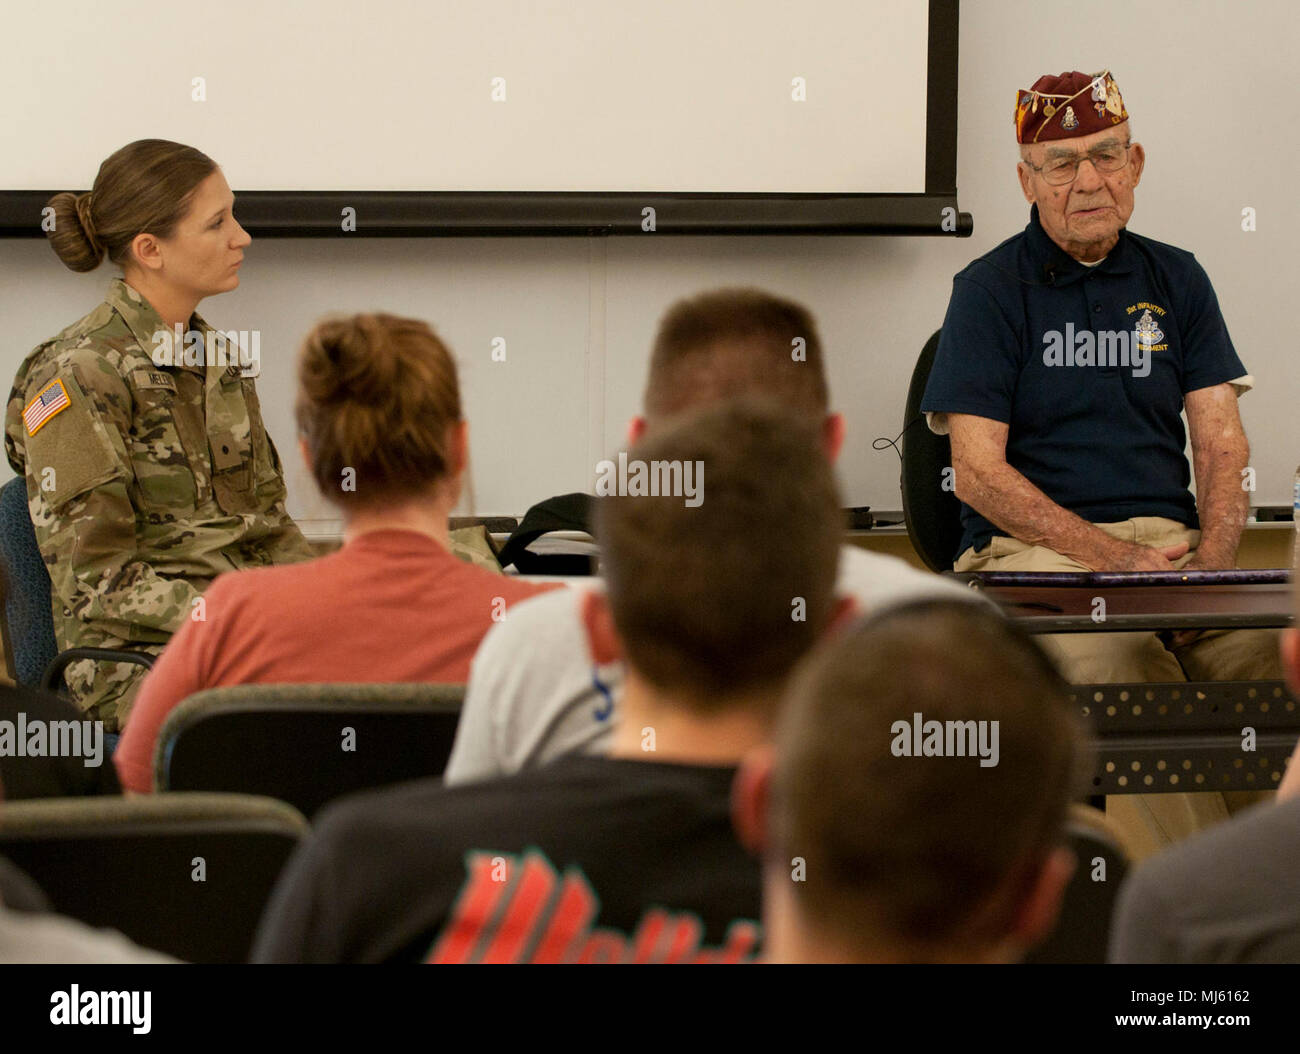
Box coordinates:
[114,529,558,793]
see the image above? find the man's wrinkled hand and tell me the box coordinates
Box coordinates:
[1107,540,1189,573]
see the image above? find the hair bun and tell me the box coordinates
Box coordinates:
[73,193,100,253]
[302,317,395,408]
[45,191,105,272]
[340,315,400,405]
[295,312,463,509]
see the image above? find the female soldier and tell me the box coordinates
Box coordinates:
[4,139,315,731]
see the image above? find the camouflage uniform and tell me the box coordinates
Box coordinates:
[4,279,315,730]
[448,526,503,574]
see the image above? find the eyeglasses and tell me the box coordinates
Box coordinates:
[1025,142,1132,186]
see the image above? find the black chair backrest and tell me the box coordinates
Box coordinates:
[0,476,58,687]
[0,793,307,963]
[158,683,465,818]
[901,330,965,572]
[1024,822,1129,964]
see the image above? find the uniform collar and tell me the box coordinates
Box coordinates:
[105,278,216,377]
[1025,203,1136,284]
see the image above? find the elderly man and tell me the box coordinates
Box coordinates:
[922,70,1280,852]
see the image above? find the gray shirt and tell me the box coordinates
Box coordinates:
[0,856,176,964]
[1109,797,1300,963]
[0,908,177,963]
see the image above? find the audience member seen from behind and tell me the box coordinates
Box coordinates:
[736,600,1087,963]
[252,400,845,962]
[113,313,557,793]
[1108,575,1300,964]
[445,287,988,785]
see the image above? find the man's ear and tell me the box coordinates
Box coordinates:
[298,437,312,474]
[1016,161,1036,204]
[626,416,648,446]
[1008,846,1074,954]
[1128,141,1145,187]
[1281,628,1300,701]
[826,595,859,634]
[580,589,622,666]
[822,412,845,463]
[731,745,775,857]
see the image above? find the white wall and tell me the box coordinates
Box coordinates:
[1,0,1293,536]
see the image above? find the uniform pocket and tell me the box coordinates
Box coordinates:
[205,376,261,515]
[244,380,289,501]
[129,386,199,512]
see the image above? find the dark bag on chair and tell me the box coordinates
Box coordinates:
[496,493,596,576]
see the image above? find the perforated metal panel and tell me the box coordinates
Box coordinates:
[1073,680,1298,794]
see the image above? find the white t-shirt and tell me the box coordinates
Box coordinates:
[444,545,990,784]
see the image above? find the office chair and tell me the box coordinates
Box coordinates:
[0,792,307,963]
[0,476,154,692]
[156,682,466,818]
[900,330,965,572]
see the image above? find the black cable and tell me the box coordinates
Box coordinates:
[872,412,931,463]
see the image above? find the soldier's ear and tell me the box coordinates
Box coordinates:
[297,437,312,474]
[129,232,165,273]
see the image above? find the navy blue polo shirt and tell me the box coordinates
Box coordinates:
[921,204,1248,562]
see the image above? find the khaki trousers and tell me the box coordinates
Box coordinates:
[957,517,1282,861]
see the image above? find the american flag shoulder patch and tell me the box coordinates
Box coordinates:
[23,378,72,436]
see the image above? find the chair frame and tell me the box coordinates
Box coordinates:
[153,681,466,795]
[0,791,309,963]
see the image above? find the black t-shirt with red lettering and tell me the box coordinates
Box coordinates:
[251,757,761,963]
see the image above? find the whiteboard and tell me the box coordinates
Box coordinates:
[1,0,931,195]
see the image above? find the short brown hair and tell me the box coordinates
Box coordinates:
[295,313,463,509]
[643,289,829,426]
[46,140,218,273]
[596,398,842,709]
[771,600,1087,956]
